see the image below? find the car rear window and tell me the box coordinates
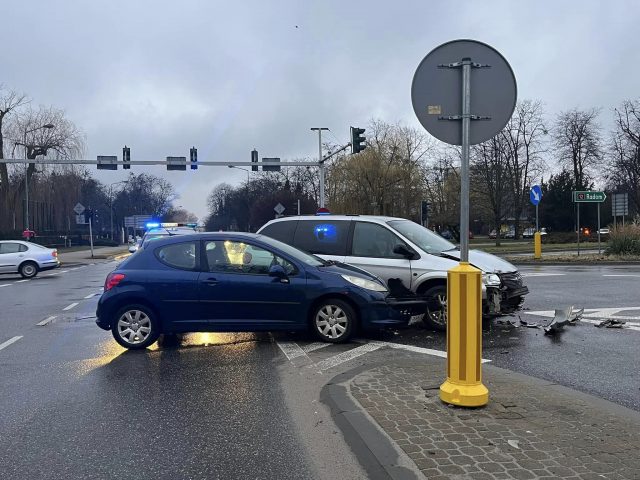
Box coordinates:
[155,242,198,270]
[293,220,350,256]
[259,220,297,244]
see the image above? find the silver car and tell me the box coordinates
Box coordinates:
[0,240,60,278]
[257,215,528,330]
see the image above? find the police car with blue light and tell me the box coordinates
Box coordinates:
[128,222,200,253]
[257,213,528,330]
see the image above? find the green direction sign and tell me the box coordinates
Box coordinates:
[573,191,606,203]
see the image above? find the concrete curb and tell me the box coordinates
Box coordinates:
[321,364,423,480]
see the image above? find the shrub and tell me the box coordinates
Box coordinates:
[543,232,576,244]
[606,225,640,256]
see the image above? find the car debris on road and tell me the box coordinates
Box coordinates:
[596,318,626,328]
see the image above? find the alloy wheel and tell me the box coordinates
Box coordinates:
[315,304,349,340]
[116,310,152,345]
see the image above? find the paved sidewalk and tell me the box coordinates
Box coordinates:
[329,357,640,479]
[59,246,129,265]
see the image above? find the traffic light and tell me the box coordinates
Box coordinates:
[123,146,131,169]
[251,149,258,172]
[190,147,198,170]
[421,200,429,223]
[350,127,366,154]
[84,209,93,223]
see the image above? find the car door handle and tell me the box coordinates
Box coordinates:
[203,277,218,286]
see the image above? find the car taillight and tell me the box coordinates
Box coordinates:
[52,250,58,257]
[105,273,125,291]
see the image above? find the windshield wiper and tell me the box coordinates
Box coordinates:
[318,259,338,266]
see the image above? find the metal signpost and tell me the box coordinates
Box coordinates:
[529,185,543,259]
[573,191,607,255]
[412,39,517,407]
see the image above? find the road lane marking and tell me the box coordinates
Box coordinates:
[63,302,79,311]
[520,273,566,277]
[312,342,384,371]
[276,341,310,361]
[84,293,97,299]
[36,316,57,326]
[603,274,640,277]
[301,342,331,353]
[355,339,491,363]
[0,336,23,351]
[0,284,10,287]
[15,279,29,283]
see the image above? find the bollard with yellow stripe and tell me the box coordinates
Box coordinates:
[534,232,542,260]
[439,262,488,407]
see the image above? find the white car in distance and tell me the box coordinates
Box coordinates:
[0,240,60,278]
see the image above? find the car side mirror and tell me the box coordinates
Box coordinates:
[393,244,415,259]
[269,264,289,282]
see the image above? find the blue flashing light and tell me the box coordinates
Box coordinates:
[314,224,337,243]
[146,222,160,229]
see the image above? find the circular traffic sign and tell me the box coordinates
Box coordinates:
[411,39,517,145]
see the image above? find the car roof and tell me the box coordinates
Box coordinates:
[141,231,265,248]
[261,214,409,225]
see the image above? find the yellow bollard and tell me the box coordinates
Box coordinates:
[440,262,488,407]
[534,232,542,260]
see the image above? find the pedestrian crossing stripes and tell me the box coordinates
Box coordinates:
[276,338,490,372]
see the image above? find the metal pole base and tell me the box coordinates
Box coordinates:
[439,262,488,407]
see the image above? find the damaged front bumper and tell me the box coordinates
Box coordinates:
[485,272,529,316]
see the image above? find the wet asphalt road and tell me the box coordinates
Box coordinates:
[1,260,639,479]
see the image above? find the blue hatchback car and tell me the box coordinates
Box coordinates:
[96,233,424,349]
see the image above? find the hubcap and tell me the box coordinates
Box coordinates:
[117,310,152,345]
[23,265,35,276]
[427,293,447,326]
[315,305,348,339]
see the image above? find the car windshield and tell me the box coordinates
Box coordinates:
[256,234,325,267]
[387,220,456,254]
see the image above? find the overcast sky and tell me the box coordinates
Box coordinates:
[3,0,639,219]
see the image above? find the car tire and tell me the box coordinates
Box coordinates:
[111,304,160,350]
[310,298,355,343]
[421,285,447,331]
[19,261,39,279]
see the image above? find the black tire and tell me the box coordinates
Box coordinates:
[421,285,447,331]
[19,261,38,279]
[111,304,160,350]
[310,298,356,343]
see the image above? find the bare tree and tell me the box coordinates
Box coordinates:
[0,86,29,230]
[608,99,640,211]
[471,136,511,245]
[327,120,432,220]
[553,107,602,189]
[501,100,548,238]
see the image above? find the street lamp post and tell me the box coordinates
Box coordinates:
[228,165,251,231]
[311,127,329,208]
[24,123,55,230]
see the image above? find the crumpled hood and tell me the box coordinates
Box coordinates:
[439,249,517,273]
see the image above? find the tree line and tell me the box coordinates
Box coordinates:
[0,85,187,241]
